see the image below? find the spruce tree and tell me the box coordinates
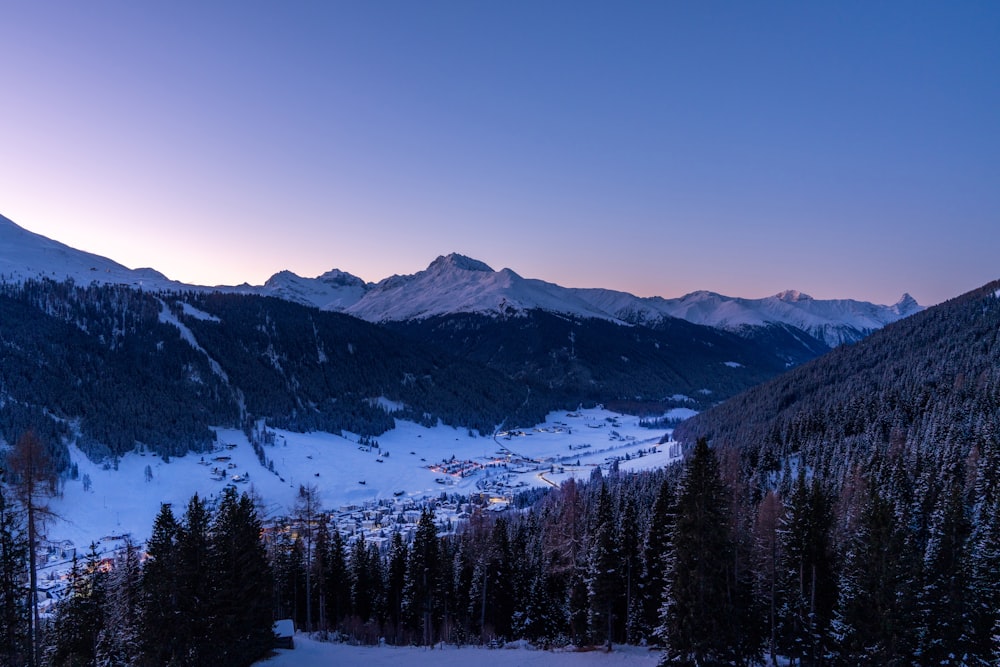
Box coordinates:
[966,435,1000,665]
[0,485,29,665]
[140,503,181,664]
[402,509,439,645]
[638,476,673,642]
[384,531,407,642]
[46,544,106,666]
[349,532,374,624]
[776,472,836,665]
[175,494,213,664]
[916,454,972,664]
[586,483,618,649]
[209,487,275,666]
[658,438,740,665]
[95,538,142,667]
[833,482,918,663]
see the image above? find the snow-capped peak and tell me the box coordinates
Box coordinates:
[0,212,927,346]
[344,254,613,322]
[427,253,494,273]
[257,268,369,310]
[893,293,920,316]
[774,289,813,302]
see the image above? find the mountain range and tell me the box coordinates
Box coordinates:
[0,213,921,348]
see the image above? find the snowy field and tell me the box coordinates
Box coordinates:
[256,635,660,667]
[46,407,685,553]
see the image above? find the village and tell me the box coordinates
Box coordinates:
[32,408,682,619]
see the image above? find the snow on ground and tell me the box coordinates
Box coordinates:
[47,407,682,554]
[256,635,660,667]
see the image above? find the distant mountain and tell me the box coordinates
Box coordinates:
[0,210,949,480]
[254,252,921,347]
[0,213,920,348]
[0,213,180,290]
[572,287,923,347]
[256,268,370,311]
[344,253,614,322]
[674,279,1000,486]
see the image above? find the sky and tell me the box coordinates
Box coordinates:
[1,2,997,305]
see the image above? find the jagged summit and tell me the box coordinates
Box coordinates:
[0,211,929,346]
[894,293,921,315]
[774,290,813,302]
[427,253,494,273]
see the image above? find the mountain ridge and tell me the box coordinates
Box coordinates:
[1,213,924,346]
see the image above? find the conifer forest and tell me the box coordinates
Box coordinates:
[0,282,998,666]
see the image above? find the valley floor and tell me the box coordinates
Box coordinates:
[255,635,661,667]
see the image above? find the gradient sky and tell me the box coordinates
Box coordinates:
[1,2,997,305]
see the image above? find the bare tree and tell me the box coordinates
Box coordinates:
[7,430,57,667]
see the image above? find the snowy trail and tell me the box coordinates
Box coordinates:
[256,635,660,666]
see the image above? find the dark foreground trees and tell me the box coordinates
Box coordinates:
[43,487,273,667]
[658,437,754,666]
[20,427,1000,666]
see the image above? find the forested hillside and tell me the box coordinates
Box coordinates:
[387,309,821,412]
[667,279,1000,663]
[0,281,547,471]
[0,278,832,473]
[675,280,1000,486]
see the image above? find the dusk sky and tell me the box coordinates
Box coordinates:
[1,2,997,305]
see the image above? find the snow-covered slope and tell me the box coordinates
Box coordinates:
[344,253,613,322]
[254,268,370,310]
[0,213,182,290]
[0,212,922,345]
[569,287,923,347]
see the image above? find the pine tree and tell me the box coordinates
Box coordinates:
[657,438,741,665]
[833,481,918,664]
[0,484,29,665]
[776,473,836,665]
[175,494,213,664]
[208,487,275,666]
[586,483,619,649]
[384,531,408,642]
[402,509,439,645]
[46,544,106,666]
[95,538,142,667]
[966,434,1000,665]
[638,476,673,642]
[140,503,181,664]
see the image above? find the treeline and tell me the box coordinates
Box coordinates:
[4,430,998,665]
[0,485,273,667]
[272,434,1000,665]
